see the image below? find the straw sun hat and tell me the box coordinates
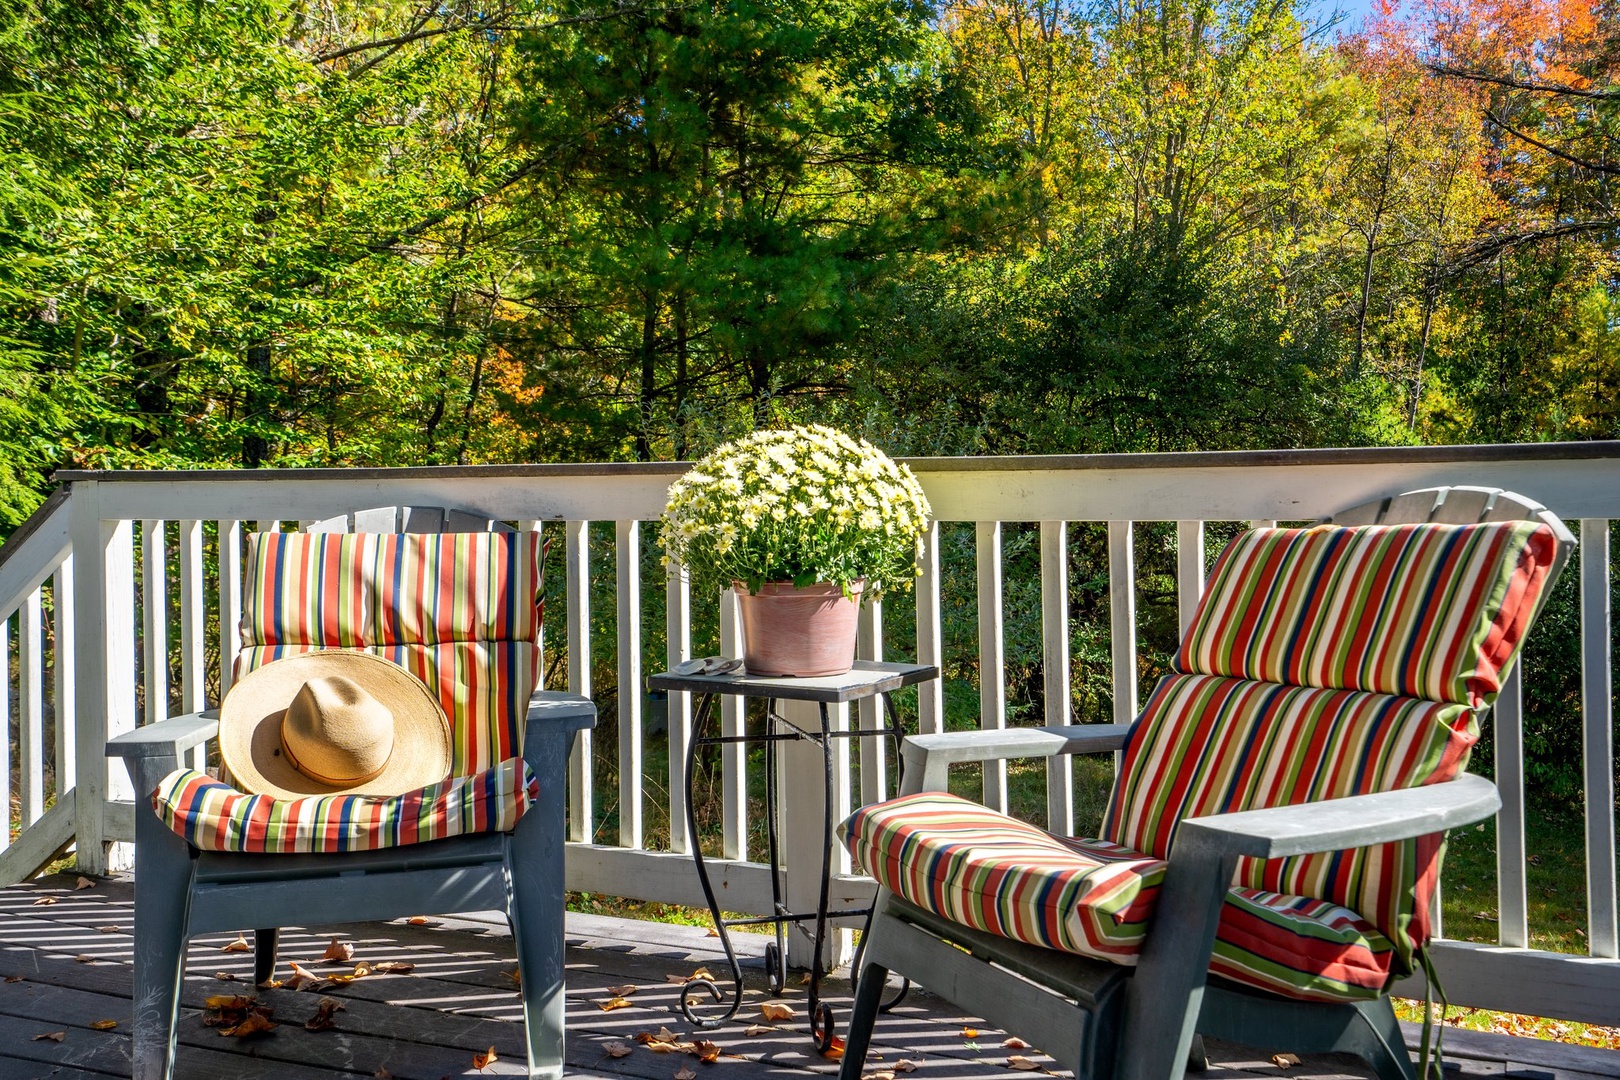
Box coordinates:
[218,651,453,800]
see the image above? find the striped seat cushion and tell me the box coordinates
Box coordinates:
[1107,673,1476,971]
[239,530,545,775]
[842,793,1394,1001]
[1179,521,1558,707]
[842,792,1162,960]
[154,757,540,854]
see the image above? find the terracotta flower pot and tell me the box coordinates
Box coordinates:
[734,580,865,678]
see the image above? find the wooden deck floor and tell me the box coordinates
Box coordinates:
[0,874,1616,1080]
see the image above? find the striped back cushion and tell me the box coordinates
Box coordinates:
[1178,521,1558,706]
[238,531,545,775]
[1105,673,1475,967]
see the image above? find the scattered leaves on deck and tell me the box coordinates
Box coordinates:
[1006,1056,1041,1070]
[606,983,638,997]
[676,1066,698,1080]
[599,996,635,1011]
[203,994,278,1038]
[74,877,95,890]
[693,1039,723,1063]
[221,933,251,953]
[473,1046,498,1070]
[31,897,56,906]
[213,971,238,981]
[407,916,440,927]
[31,1031,65,1042]
[373,1069,393,1079]
[90,1020,118,1031]
[820,1035,846,1061]
[603,1041,635,1058]
[892,1059,919,1072]
[285,961,327,992]
[865,1071,896,1080]
[743,1024,773,1036]
[98,926,122,934]
[372,961,415,974]
[961,1027,980,1039]
[73,955,96,964]
[1002,1037,1030,1049]
[305,997,345,1031]
[3,975,23,983]
[759,1002,794,1021]
[321,938,354,963]
[1270,1053,1301,1069]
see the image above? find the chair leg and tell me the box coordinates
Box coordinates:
[508,728,573,1080]
[131,811,197,1080]
[253,929,279,985]
[1187,1034,1208,1073]
[839,954,890,1080]
[1344,999,1418,1080]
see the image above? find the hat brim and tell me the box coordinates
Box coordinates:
[218,651,453,800]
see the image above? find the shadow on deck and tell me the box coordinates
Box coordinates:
[0,874,1616,1080]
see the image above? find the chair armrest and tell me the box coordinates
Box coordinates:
[1177,773,1500,860]
[105,712,219,761]
[901,724,1131,794]
[525,691,597,734]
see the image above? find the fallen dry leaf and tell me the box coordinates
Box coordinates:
[32,1031,65,1042]
[690,967,713,981]
[638,1038,684,1054]
[75,876,95,890]
[98,926,122,934]
[473,1046,498,1070]
[31,896,56,906]
[285,961,327,992]
[893,1060,919,1073]
[639,1027,679,1043]
[1007,1056,1041,1071]
[305,996,345,1032]
[407,916,440,927]
[865,1072,896,1080]
[759,1002,795,1022]
[820,1035,847,1062]
[74,955,96,964]
[676,1066,698,1080]
[204,994,257,1012]
[224,1012,278,1039]
[320,939,354,963]
[502,968,522,987]
[743,1025,774,1036]
[693,1039,723,1063]
[91,1019,118,1031]
[705,927,720,938]
[607,983,638,997]
[374,1070,393,1079]
[603,1041,635,1059]
[3,975,23,983]
[961,1027,981,1039]
[1270,1053,1301,1069]
[372,961,415,974]
[665,974,690,984]
[1003,1037,1031,1049]
[351,962,373,978]
[599,996,635,1012]
[221,933,251,953]
[256,978,284,990]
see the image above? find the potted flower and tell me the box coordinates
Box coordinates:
[660,425,932,677]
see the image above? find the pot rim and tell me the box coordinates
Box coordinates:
[734,578,866,597]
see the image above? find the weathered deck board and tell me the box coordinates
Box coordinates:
[0,874,1614,1080]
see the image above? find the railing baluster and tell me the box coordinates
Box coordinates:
[52,557,75,795]
[1581,518,1617,958]
[1042,521,1073,835]
[857,597,886,805]
[1108,521,1138,726]
[141,521,168,728]
[916,520,944,735]
[667,559,692,854]
[19,588,44,825]
[976,521,1007,813]
[564,520,594,844]
[178,520,206,715]
[616,519,643,850]
[1495,665,1529,948]
[720,588,747,860]
[218,520,242,699]
[1176,520,1205,634]
[1249,519,1278,530]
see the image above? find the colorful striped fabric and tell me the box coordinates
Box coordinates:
[1178,521,1558,707]
[841,793,1396,1001]
[842,792,1163,960]
[153,757,540,854]
[1105,673,1474,970]
[237,530,546,775]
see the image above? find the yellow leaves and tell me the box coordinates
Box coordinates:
[406,916,440,927]
[960,1027,980,1039]
[90,1020,118,1031]
[820,1034,847,1061]
[743,1024,774,1036]
[631,1028,723,1062]
[473,1046,498,1070]
[203,995,278,1038]
[221,933,252,953]
[759,1002,795,1022]
[1006,1056,1041,1071]
[599,996,636,1011]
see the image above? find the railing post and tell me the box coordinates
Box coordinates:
[72,482,136,875]
[615,519,643,850]
[564,520,593,844]
[52,556,75,794]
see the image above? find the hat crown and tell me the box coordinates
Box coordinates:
[282,675,395,784]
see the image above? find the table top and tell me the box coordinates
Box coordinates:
[646,660,938,703]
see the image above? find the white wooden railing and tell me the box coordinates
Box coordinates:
[0,444,1615,1027]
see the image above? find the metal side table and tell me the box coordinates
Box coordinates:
[646,660,938,1050]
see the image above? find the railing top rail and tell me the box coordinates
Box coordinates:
[0,485,73,613]
[47,440,1620,485]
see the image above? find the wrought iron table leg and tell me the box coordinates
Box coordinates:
[679,692,746,1028]
[765,697,787,996]
[807,701,838,1051]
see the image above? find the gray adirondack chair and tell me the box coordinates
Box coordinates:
[838,487,1574,1080]
[106,506,595,1080]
